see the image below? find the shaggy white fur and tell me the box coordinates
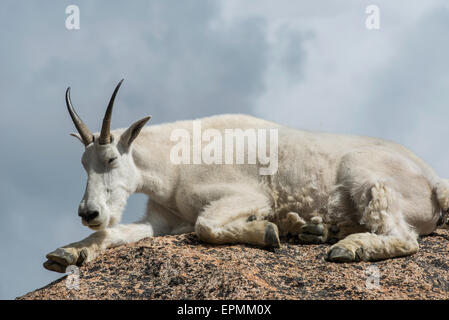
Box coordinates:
[44,114,449,272]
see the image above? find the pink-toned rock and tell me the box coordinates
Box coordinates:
[18,230,449,300]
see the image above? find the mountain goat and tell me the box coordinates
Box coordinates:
[44,80,449,272]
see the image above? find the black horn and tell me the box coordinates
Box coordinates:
[66,87,94,146]
[99,79,124,145]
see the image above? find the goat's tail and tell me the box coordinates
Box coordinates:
[434,179,449,228]
[435,179,449,211]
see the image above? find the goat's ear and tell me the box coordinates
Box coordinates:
[70,132,84,144]
[119,116,151,147]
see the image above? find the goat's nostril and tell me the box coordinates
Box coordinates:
[86,210,99,221]
[79,210,99,222]
[90,211,99,219]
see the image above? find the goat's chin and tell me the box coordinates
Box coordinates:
[83,218,109,231]
[82,214,121,230]
[88,223,106,231]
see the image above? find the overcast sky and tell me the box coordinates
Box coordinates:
[1,0,449,299]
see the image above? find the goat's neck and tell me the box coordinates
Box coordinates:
[131,132,177,204]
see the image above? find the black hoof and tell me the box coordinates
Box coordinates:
[300,224,324,236]
[43,260,67,273]
[46,248,76,266]
[297,223,327,243]
[326,246,355,263]
[264,223,281,248]
[76,248,88,266]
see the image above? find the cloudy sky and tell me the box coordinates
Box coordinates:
[1,0,449,299]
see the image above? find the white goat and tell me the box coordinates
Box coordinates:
[44,80,449,272]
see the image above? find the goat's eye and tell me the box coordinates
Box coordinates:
[108,157,117,164]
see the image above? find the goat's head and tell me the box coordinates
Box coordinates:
[66,79,151,230]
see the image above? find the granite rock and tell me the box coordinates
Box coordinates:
[18,230,449,300]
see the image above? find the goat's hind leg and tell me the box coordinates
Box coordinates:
[327,231,418,262]
[327,182,419,262]
[195,193,280,248]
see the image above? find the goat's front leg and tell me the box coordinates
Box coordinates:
[43,223,154,273]
[195,192,280,248]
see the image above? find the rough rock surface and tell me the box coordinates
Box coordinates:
[18,230,449,300]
